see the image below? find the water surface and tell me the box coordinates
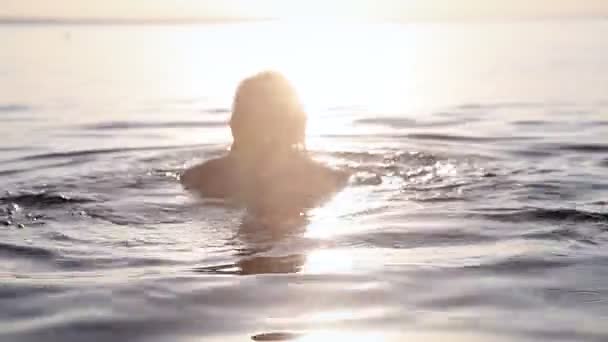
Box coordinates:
[1,20,608,342]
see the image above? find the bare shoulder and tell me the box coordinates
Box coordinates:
[305,158,351,191]
[246,157,349,214]
[181,153,349,209]
[275,156,350,199]
[181,156,234,198]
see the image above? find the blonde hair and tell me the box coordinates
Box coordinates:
[230,71,307,155]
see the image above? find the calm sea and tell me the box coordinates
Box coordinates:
[1,19,607,342]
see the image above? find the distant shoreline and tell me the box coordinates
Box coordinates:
[0,16,273,26]
[0,15,606,26]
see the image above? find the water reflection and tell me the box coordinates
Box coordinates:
[237,212,307,276]
[237,254,306,275]
[193,208,361,276]
[238,211,309,243]
[193,254,306,275]
[236,210,362,276]
[194,212,308,275]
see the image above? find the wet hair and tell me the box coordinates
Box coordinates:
[229,71,307,156]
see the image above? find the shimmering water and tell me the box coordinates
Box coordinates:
[1,20,608,342]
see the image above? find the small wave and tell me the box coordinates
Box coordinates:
[455,101,542,110]
[0,192,95,207]
[545,143,608,153]
[323,150,440,168]
[83,207,190,226]
[204,108,230,114]
[476,208,608,224]
[325,151,383,163]
[0,169,24,177]
[21,147,140,161]
[322,133,528,143]
[507,149,556,158]
[57,256,175,270]
[353,173,383,186]
[456,103,484,110]
[355,117,474,128]
[410,195,467,203]
[0,160,102,177]
[354,117,416,127]
[514,120,608,127]
[405,133,534,143]
[252,332,302,341]
[18,145,201,161]
[0,284,65,300]
[511,120,549,126]
[82,120,226,130]
[393,151,441,165]
[0,242,56,260]
[44,231,85,243]
[523,228,598,245]
[0,147,31,152]
[404,181,469,192]
[523,182,564,192]
[465,257,574,273]
[0,104,29,112]
[355,230,497,249]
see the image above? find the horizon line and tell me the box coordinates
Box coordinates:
[0,16,274,25]
[0,14,606,26]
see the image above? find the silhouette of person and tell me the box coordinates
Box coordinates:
[181,71,349,216]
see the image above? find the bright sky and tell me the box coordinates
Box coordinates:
[2,0,608,20]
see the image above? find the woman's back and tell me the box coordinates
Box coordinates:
[182,152,349,213]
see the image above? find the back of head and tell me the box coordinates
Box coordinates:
[230,71,307,157]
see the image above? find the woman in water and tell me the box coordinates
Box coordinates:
[181,71,349,215]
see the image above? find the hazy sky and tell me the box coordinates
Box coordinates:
[2,0,608,20]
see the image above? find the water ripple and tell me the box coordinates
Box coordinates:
[0,104,29,112]
[0,192,96,207]
[546,143,608,153]
[0,242,56,260]
[82,120,226,130]
[475,208,608,224]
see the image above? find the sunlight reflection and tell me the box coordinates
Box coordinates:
[305,185,376,239]
[293,331,388,342]
[301,248,354,274]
